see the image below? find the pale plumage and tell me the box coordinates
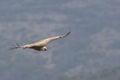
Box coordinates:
[11,32,70,51]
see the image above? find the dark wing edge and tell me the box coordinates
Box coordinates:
[9,43,21,50]
[61,32,71,38]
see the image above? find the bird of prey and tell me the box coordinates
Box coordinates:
[11,32,71,51]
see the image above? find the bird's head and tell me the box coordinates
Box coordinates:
[41,46,47,51]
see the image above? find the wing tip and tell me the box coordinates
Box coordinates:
[9,43,21,50]
[66,31,71,35]
[62,32,71,38]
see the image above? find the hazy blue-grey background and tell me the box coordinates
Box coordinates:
[0,0,120,80]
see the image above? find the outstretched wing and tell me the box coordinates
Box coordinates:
[40,32,71,45]
[10,43,34,50]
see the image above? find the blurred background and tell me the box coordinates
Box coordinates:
[0,0,120,80]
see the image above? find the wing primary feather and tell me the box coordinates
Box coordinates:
[10,43,21,50]
[61,32,71,38]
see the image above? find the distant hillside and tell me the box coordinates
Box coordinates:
[65,67,120,80]
[1,0,120,80]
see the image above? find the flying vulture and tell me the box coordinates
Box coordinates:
[11,32,70,51]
